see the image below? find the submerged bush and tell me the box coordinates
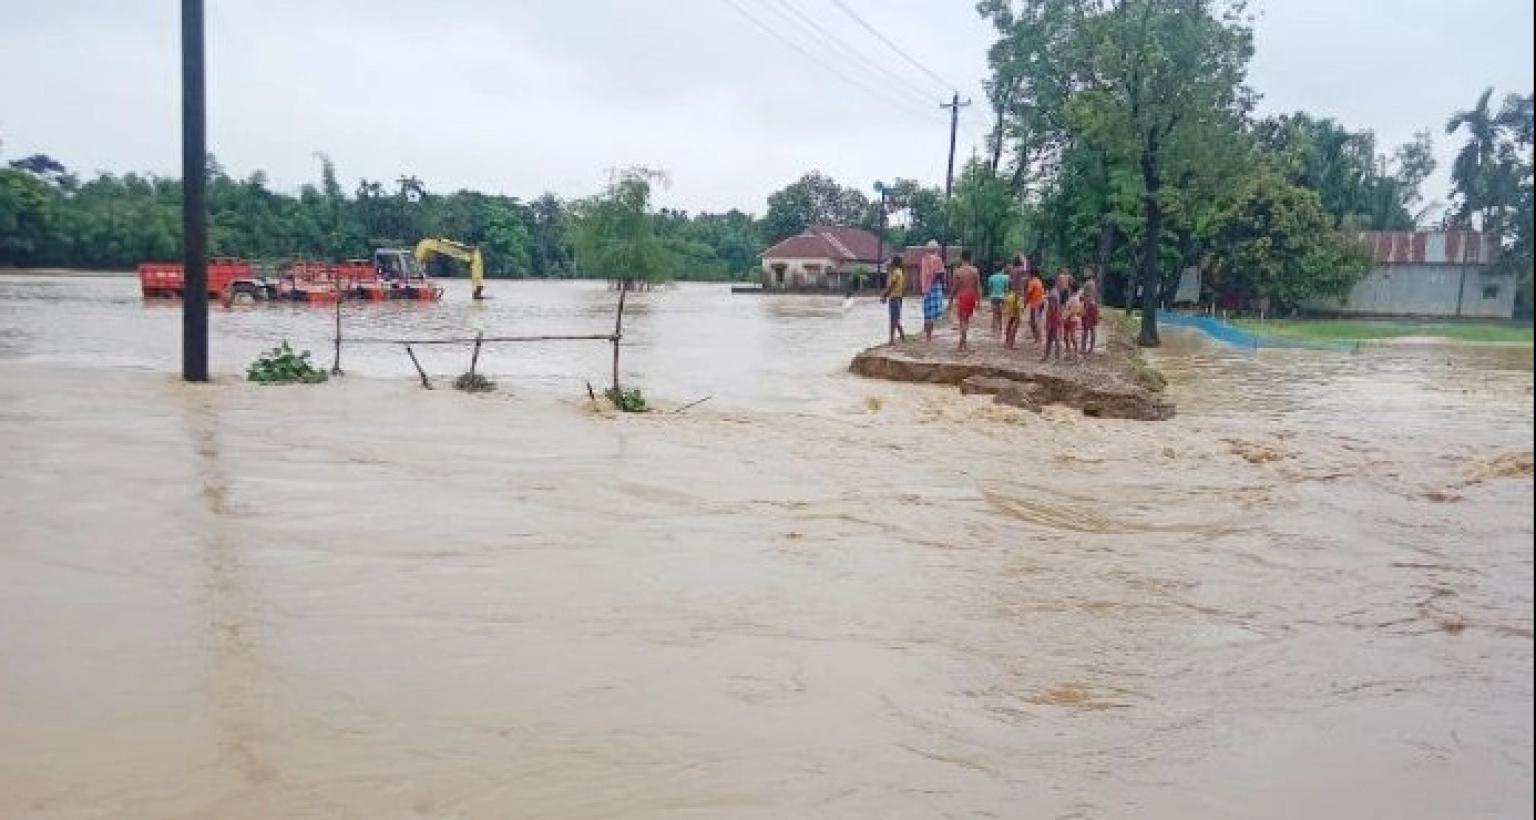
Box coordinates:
[246,341,328,385]
[454,372,497,393]
[605,387,648,413]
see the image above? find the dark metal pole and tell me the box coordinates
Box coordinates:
[874,183,885,292]
[182,0,209,381]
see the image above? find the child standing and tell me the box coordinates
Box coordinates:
[880,254,907,345]
[1064,287,1084,358]
[987,263,1010,336]
[1081,286,1100,354]
[1003,285,1022,349]
[1041,290,1064,362]
[1025,270,1046,343]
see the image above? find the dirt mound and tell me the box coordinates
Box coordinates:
[850,341,1174,422]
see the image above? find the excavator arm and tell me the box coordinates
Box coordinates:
[413,238,486,298]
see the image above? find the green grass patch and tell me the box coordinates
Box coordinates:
[1233,318,1533,345]
[1115,311,1169,392]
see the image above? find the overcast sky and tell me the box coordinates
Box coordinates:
[1,0,1531,216]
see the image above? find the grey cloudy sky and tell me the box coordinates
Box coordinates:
[1,0,1531,215]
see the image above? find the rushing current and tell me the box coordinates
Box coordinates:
[1,273,1531,820]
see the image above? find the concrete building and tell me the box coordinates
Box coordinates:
[1309,230,1515,319]
[759,226,881,291]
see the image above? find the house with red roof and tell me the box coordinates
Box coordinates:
[759,225,882,291]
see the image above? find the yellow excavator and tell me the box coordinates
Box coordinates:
[413,238,486,300]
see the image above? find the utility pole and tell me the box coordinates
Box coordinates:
[939,92,971,271]
[181,0,209,381]
[941,92,971,199]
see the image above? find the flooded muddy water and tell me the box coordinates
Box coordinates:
[1,275,1531,819]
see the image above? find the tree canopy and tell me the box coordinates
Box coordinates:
[969,0,1531,336]
[0,149,768,283]
[1444,88,1533,311]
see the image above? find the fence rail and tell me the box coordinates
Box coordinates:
[329,286,631,391]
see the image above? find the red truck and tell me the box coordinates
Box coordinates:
[137,258,253,298]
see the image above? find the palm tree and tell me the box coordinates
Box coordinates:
[1495,93,1534,149]
[1445,87,1499,229]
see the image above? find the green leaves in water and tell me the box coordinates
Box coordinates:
[605,387,648,413]
[246,341,329,385]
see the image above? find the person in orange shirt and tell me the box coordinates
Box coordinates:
[1024,270,1046,344]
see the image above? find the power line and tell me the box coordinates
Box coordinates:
[756,0,941,109]
[741,0,940,120]
[720,0,941,123]
[829,0,959,94]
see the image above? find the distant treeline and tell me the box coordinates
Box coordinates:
[0,151,773,280]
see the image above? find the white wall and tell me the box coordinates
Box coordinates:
[1308,264,1517,318]
[760,256,839,289]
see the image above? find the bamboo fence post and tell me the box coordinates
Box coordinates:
[469,330,484,377]
[404,344,432,389]
[611,282,628,396]
[331,277,345,375]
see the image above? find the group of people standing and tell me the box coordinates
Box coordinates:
[881,243,1101,363]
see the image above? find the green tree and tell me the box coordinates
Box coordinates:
[569,167,672,285]
[1446,87,1502,229]
[1202,170,1373,310]
[762,172,873,244]
[480,202,532,276]
[1067,0,1254,345]
[878,178,946,249]
[1491,92,1534,313]
[527,193,571,276]
[689,210,761,278]
[945,160,1018,266]
[1443,88,1534,312]
[976,0,1077,196]
[0,166,57,265]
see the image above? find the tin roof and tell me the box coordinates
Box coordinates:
[761,226,881,263]
[1361,231,1500,265]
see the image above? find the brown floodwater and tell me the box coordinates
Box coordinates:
[0,275,1531,819]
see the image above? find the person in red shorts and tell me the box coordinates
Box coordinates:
[950,250,982,352]
[1080,281,1100,354]
[1041,288,1065,363]
[1064,286,1084,359]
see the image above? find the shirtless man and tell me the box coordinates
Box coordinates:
[950,250,982,352]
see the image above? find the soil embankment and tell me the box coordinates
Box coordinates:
[850,320,1174,420]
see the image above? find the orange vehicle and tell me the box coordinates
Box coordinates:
[143,250,445,304]
[138,258,252,298]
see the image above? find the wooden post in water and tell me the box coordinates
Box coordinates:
[331,278,345,376]
[405,345,431,389]
[611,282,628,397]
[469,331,484,377]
